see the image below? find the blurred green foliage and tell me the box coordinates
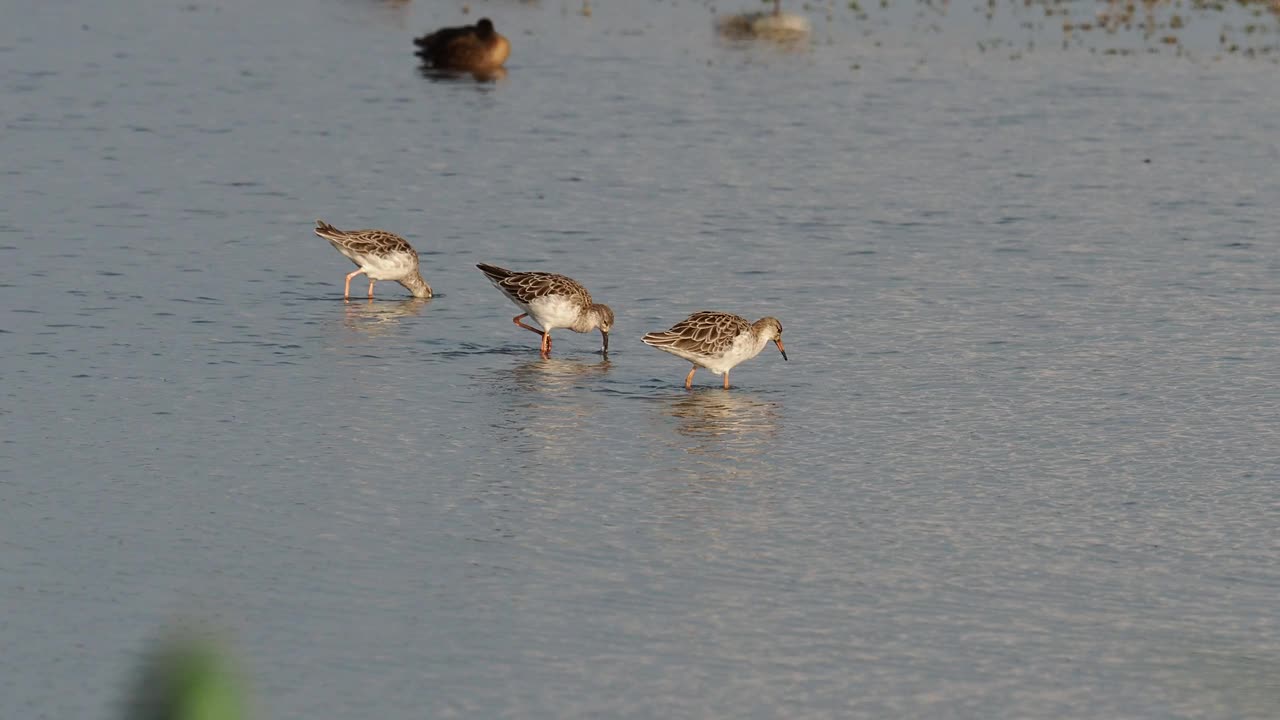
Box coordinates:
[123,629,246,720]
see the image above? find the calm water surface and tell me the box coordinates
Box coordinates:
[3,1,1279,718]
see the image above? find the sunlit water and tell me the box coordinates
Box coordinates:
[3,1,1279,718]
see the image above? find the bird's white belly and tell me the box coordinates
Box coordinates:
[672,334,762,374]
[359,253,415,280]
[527,295,583,331]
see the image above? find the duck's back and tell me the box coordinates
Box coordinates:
[414,25,472,55]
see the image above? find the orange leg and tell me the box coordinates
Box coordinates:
[723,372,730,390]
[514,314,553,355]
[685,366,696,389]
[513,314,545,335]
[343,269,364,299]
[367,279,376,298]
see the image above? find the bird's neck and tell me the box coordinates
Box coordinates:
[750,321,774,349]
[572,306,602,333]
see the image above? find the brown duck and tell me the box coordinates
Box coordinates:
[414,18,511,73]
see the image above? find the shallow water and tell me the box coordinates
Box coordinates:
[3,1,1279,718]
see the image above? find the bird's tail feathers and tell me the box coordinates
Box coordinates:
[641,332,679,347]
[314,220,346,241]
[475,263,514,282]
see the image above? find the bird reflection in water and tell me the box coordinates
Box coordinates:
[667,390,780,454]
[509,357,612,392]
[341,297,430,335]
[493,358,612,456]
[418,65,509,84]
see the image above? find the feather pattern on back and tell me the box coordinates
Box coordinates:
[476,263,592,307]
[314,220,417,262]
[642,311,752,357]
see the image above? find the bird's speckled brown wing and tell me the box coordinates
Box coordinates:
[642,311,751,357]
[315,220,417,260]
[476,263,591,306]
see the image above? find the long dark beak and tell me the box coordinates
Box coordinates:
[775,339,788,361]
[601,330,609,354]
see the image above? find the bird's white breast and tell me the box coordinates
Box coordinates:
[693,332,766,374]
[360,252,416,280]
[527,294,584,331]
